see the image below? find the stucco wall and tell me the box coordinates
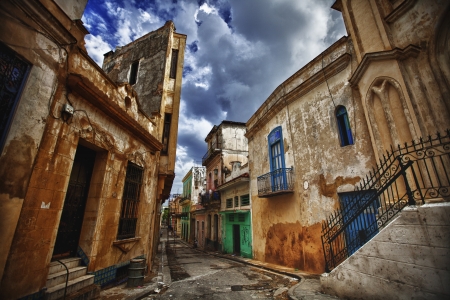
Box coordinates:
[321,203,450,300]
[247,37,376,274]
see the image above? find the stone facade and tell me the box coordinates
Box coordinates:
[246,0,450,274]
[0,1,185,298]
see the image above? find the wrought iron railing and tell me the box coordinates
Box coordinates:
[322,130,450,272]
[257,168,294,197]
[202,142,222,164]
[201,191,221,205]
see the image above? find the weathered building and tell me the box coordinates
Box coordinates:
[201,121,248,252]
[180,166,206,246]
[246,0,450,285]
[0,0,186,298]
[217,162,252,258]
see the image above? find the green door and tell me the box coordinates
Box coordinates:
[240,225,252,258]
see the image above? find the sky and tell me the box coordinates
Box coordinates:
[81,0,346,197]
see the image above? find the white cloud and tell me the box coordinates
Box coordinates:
[84,34,112,66]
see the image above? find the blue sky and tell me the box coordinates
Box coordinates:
[82,0,346,197]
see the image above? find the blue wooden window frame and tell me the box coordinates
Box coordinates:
[268,126,287,191]
[336,106,353,146]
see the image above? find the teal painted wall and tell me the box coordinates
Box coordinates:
[221,211,252,258]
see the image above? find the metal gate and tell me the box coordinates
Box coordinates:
[53,145,96,258]
[322,130,450,272]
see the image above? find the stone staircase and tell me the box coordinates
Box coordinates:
[45,258,96,300]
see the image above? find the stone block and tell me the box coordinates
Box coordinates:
[418,203,450,226]
[35,208,59,229]
[425,225,450,248]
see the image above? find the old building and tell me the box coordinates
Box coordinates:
[180,166,206,246]
[0,0,186,299]
[217,161,252,258]
[201,121,248,252]
[246,0,449,298]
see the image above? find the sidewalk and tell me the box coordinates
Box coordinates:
[176,238,341,300]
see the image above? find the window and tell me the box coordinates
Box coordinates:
[117,162,144,240]
[240,194,250,206]
[129,61,139,85]
[238,214,245,222]
[226,198,233,208]
[169,49,179,79]
[228,214,235,222]
[268,126,287,191]
[336,106,353,146]
[161,113,171,155]
[0,42,30,152]
[234,196,239,207]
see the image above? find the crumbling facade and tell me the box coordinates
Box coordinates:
[246,0,450,275]
[0,0,185,298]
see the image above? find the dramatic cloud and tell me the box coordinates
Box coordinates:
[82,0,346,197]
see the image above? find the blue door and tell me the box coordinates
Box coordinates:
[339,191,379,255]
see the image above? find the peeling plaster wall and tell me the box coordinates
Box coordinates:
[247,37,376,274]
[0,2,177,297]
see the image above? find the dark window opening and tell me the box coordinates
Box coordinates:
[0,42,30,152]
[226,198,232,208]
[240,194,250,206]
[129,61,139,85]
[336,106,354,146]
[161,113,172,155]
[170,49,179,79]
[117,162,144,240]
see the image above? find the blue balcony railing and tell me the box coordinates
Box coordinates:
[257,168,294,197]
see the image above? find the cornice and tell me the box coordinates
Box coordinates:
[216,174,250,191]
[246,53,351,138]
[13,0,76,45]
[349,44,421,87]
[67,73,163,151]
[385,0,417,23]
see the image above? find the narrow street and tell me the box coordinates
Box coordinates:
[143,234,298,299]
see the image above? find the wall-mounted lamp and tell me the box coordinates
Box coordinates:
[214,168,218,175]
[61,103,74,122]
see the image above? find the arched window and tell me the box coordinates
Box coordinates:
[336,106,354,146]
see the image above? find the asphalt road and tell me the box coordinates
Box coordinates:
[143,239,298,300]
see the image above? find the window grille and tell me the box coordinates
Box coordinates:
[129,61,139,85]
[240,194,250,206]
[226,198,232,208]
[117,162,143,240]
[228,214,235,222]
[234,196,239,207]
[0,42,30,151]
[336,106,353,146]
[238,214,245,222]
[169,49,179,79]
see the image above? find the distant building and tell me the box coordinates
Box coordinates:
[0,0,186,298]
[201,121,248,252]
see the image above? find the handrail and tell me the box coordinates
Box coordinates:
[56,260,69,300]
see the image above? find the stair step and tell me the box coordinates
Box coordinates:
[49,258,82,275]
[46,266,88,289]
[45,275,95,300]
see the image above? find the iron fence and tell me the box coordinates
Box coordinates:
[202,142,222,164]
[257,168,294,197]
[201,191,221,205]
[321,130,450,272]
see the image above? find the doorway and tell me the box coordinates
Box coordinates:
[52,145,96,259]
[233,224,241,254]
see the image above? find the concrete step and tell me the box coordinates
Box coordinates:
[45,274,95,300]
[46,266,88,289]
[48,258,81,275]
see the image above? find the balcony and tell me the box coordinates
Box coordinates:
[200,191,221,207]
[257,168,294,197]
[202,142,222,165]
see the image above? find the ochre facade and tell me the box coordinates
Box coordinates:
[0,0,185,298]
[246,0,450,274]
